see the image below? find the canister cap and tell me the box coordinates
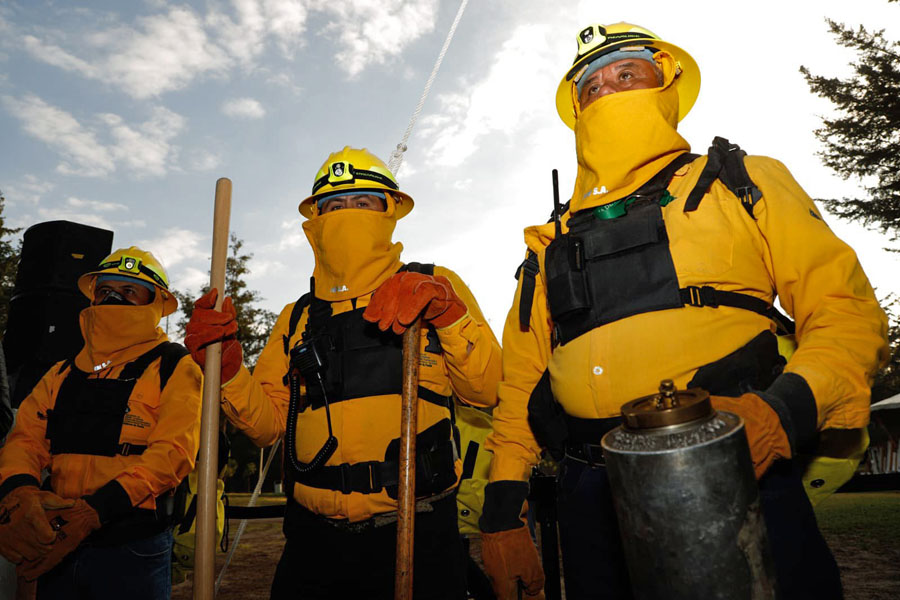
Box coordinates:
[621,380,712,429]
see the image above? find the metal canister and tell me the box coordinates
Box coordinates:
[601,380,776,600]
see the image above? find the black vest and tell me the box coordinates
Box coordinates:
[45,342,188,457]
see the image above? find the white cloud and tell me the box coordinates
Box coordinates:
[222,97,266,119]
[2,94,116,177]
[33,205,145,231]
[314,0,438,77]
[3,94,185,178]
[418,23,563,167]
[21,7,229,99]
[22,35,100,77]
[66,197,127,212]
[137,227,208,272]
[177,266,209,292]
[17,0,436,99]
[189,150,223,171]
[100,107,185,176]
[279,218,304,249]
[3,175,55,207]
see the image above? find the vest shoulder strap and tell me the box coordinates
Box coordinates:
[402,262,435,276]
[515,153,699,332]
[683,136,762,218]
[283,292,312,355]
[281,262,435,355]
[118,342,190,390]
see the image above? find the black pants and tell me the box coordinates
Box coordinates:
[270,494,466,600]
[556,458,843,600]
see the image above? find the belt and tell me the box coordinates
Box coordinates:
[293,440,455,495]
[563,414,623,467]
[284,489,455,535]
[86,508,169,547]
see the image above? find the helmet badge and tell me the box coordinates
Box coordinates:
[121,257,139,273]
[578,25,606,57]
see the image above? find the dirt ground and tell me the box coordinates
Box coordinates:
[823,530,900,600]
[173,510,900,599]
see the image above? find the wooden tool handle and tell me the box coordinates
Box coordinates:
[194,177,232,600]
[395,319,422,600]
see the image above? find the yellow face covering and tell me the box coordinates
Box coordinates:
[75,293,167,373]
[570,52,691,213]
[302,195,403,302]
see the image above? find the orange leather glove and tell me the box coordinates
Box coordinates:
[184,288,243,382]
[0,486,74,564]
[364,271,467,334]
[711,393,792,479]
[17,499,101,581]
[479,481,545,600]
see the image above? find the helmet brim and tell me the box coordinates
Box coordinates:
[298,188,414,219]
[555,38,700,129]
[77,272,178,316]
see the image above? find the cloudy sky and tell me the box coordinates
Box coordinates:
[1,0,898,333]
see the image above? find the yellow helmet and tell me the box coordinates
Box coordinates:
[78,246,177,316]
[298,147,414,219]
[555,22,701,129]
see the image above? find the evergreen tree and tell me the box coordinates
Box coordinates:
[0,191,23,335]
[800,4,900,238]
[802,4,900,401]
[175,233,277,367]
[175,233,279,491]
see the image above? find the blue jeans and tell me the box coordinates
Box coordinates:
[37,529,173,600]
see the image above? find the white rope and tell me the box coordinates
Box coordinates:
[388,0,471,175]
[214,437,282,595]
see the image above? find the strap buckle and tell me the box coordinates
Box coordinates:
[684,285,719,308]
[119,442,133,456]
[338,463,354,496]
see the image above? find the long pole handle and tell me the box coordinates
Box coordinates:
[395,319,422,600]
[194,177,232,600]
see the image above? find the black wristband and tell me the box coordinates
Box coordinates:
[84,480,133,524]
[761,372,818,454]
[479,480,529,533]
[0,474,41,502]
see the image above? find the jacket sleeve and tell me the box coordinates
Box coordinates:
[108,355,203,511]
[748,156,889,440]
[0,367,58,498]
[433,267,502,409]
[220,304,294,447]
[483,259,550,482]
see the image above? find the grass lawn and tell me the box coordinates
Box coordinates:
[815,491,900,544]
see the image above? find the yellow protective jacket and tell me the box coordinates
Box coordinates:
[0,337,202,521]
[222,265,501,522]
[486,154,889,483]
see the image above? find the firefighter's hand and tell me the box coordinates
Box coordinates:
[482,526,546,599]
[711,393,792,479]
[184,288,243,382]
[0,487,74,563]
[17,499,101,581]
[364,272,467,334]
[479,481,545,600]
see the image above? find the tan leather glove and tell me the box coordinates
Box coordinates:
[0,486,74,563]
[711,393,792,479]
[482,525,545,599]
[479,481,545,600]
[17,499,101,581]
